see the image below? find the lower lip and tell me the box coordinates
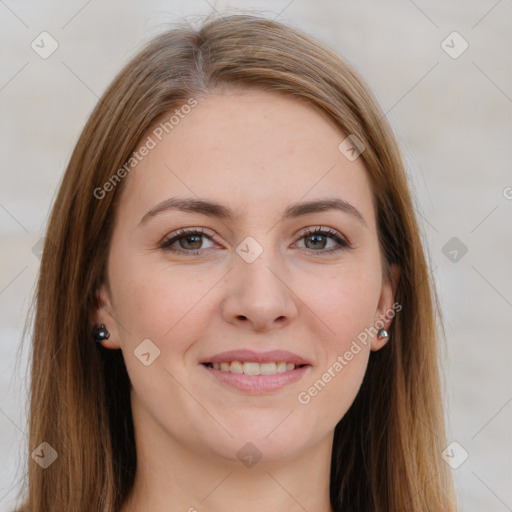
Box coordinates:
[200,364,311,393]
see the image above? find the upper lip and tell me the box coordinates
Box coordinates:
[200,349,312,366]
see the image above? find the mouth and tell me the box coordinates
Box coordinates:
[199,350,312,393]
[199,349,312,393]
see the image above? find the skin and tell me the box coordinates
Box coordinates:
[92,89,399,512]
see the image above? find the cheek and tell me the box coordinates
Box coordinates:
[296,259,382,351]
[108,250,221,352]
[301,259,382,420]
[296,268,378,423]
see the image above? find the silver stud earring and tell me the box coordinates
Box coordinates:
[377,328,389,340]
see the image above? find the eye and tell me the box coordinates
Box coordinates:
[160,226,351,257]
[160,228,217,255]
[294,227,351,254]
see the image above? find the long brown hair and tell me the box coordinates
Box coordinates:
[14,13,457,512]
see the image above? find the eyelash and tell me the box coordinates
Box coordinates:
[159,227,351,256]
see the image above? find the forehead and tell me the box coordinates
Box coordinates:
[117,89,375,228]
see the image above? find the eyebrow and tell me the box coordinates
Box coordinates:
[139,196,367,227]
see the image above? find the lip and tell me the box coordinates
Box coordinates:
[199,349,312,366]
[199,349,312,394]
[201,363,311,394]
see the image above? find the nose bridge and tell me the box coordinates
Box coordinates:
[235,238,287,305]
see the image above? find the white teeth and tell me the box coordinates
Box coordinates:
[243,362,260,375]
[230,361,243,373]
[209,361,299,375]
[259,362,277,375]
[276,361,287,373]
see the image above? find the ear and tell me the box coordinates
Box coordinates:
[370,263,400,352]
[90,283,121,350]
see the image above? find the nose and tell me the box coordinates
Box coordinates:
[221,250,298,333]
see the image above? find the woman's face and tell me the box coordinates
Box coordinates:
[95,89,398,465]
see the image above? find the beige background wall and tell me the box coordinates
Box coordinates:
[1,1,511,511]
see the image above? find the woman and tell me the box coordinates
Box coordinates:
[15,13,457,512]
